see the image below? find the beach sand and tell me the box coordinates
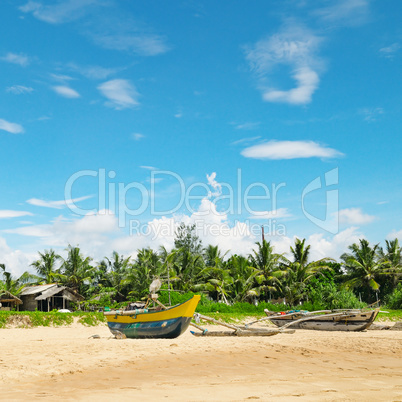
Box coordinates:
[1,321,401,401]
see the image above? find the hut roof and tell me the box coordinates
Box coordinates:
[0,291,23,305]
[20,284,57,296]
[20,284,84,302]
[35,285,66,300]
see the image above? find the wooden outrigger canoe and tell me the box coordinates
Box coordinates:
[260,308,380,332]
[190,313,295,337]
[104,295,200,339]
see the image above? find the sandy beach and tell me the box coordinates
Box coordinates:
[1,321,401,401]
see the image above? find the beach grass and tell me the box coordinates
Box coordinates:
[0,310,106,328]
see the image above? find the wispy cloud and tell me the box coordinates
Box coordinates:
[249,208,291,220]
[90,31,169,56]
[231,136,261,146]
[19,0,99,24]
[98,79,139,109]
[6,85,34,95]
[0,119,24,134]
[19,1,169,57]
[132,133,145,141]
[206,172,222,197]
[27,195,93,209]
[359,107,384,122]
[314,0,370,26]
[67,63,121,80]
[379,43,400,59]
[241,140,343,160]
[0,210,33,219]
[140,165,158,170]
[338,208,376,225]
[232,122,260,130]
[387,229,402,240]
[52,85,80,98]
[50,73,75,82]
[1,52,30,67]
[244,22,323,105]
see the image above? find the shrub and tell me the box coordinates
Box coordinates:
[385,284,402,309]
[305,279,366,310]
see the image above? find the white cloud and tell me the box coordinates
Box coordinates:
[231,136,261,146]
[0,210,33,219]
[27,195,93,209]
[241,140,342,160]
[19,0,98,24]
[359,107,384,122]
[305,227,363,260]
[140,165,158,170]
[90,32,169,57]
[380,43,400,54]
[314,0,369,26]
[20,1,169,57]
[206,172,222,197]
[263,67,319,104]
[233,122,260,130]
[249,208,291,220]
[67,63,121,80]
[338,208,376,225]
[0,119,24,134]
[98,79,139,109]
[0,236,36,278]
[52,85,80,98]
[379,43,400,59]
[1,52,30,67]
[387,230,402,240]
[50,73,74,82]
[245,22,323,105]
[6,85,34,95]
[132,133,145,141]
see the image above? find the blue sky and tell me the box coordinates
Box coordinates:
[0,0,401,276]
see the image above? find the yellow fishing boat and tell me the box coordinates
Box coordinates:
[104,295,200,339]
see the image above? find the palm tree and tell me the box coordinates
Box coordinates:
[127,248,163,299]
[227,255,259,302]
[341,239,388,300]
[249,240,284,301]
[60,245,94,295]
[159,247,178,305]
[204,244,227,267]
[31,249,61,284]
[196,257,233,304]
[167,248,202,292]
[104,251,131,292]
[381,239,402,289]
[0,264,33,295]
[281,238,332,305]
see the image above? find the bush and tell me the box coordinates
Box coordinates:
[305,279,366,310]
[385,284,402,309]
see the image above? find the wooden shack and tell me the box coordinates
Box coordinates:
[19,284,84,312]
[0,291,23,311]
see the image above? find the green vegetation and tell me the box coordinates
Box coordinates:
[0,311,105,329]
[1,225,401,317]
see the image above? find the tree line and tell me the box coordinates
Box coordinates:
[1,223,401,309]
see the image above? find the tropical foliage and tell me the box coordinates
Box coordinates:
[1,224,401,310]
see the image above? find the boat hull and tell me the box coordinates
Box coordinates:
[269,309,379,332]
[104,295,200,339]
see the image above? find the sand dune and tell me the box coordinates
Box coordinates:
[1,321,401,401]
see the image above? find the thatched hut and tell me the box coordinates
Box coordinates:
[19,284,84,312]
[0,291,23,311]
